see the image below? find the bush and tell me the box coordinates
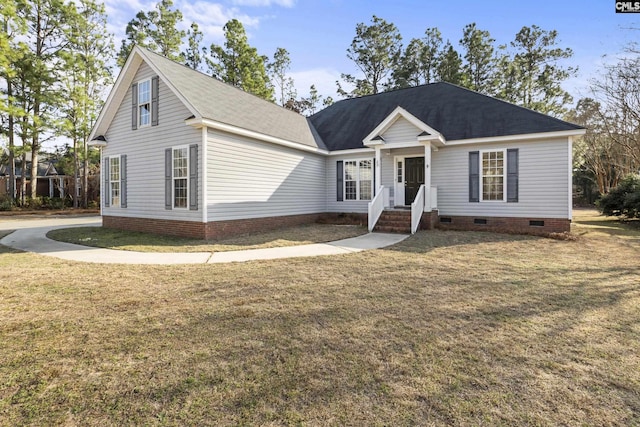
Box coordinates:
[0,195,15,211]
[597,175,640,218]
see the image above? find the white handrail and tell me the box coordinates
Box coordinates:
[411,184,426,234]
[368,185,386,231]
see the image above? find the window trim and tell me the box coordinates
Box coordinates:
[479,149,507,202]
[137,78,152,128]
[109,155,121,208]
[171,145,189,210]
[343,158,373,201]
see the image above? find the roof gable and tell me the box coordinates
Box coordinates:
[363,106,445,146]
[91,47,325,151]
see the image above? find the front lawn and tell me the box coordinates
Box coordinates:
[1,212,639,425]
[47,223,367,253]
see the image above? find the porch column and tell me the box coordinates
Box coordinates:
[375,146,382,195]
[424,143,432,211]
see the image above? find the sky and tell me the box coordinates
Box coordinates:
[102,0,639,102]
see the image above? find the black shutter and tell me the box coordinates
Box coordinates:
[165,148,172,210]
[469,151,479,203]
[336,160,343,201]
[131,83,138,130]
[189,144,198,210]
[507,149,519,202]
[103,156,110,207]
[120,155,127,208]
[151,76,159,126]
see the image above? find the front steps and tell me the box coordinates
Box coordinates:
[373,209,411,234]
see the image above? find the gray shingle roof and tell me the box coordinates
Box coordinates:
[142,49,325,150]
[309,82,584,151]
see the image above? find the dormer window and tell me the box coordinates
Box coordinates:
[138,79,151,127]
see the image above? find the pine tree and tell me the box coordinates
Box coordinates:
[60,0,113,207]
[184,22,205,71]
[497,25,575,115]
[459,23,496,94]
[16,0,73,201]
[268,47,296,106]
[392,27,442,88]
[117,0,186,66]
[436,41,463,85]
[207,19,274,101]
[340,15,402,96]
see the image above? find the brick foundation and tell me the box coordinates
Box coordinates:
[103,211,571,240]
[104,213,327,240]
[103,215,207,239]
[420,210,439,230]
[204,213,324,240]
[434,215,571,234]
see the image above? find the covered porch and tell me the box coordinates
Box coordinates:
[364,106,446,234]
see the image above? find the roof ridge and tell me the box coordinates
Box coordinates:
[139,47,307,119]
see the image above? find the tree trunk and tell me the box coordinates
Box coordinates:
[20,153,27,205]
[83,142,89,208]
[73,136,79,208]
[30,140,38,201]
[7,79,16,202]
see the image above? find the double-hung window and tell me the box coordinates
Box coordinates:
[481,150,505,201]
[344,159,373,201]
[172,147,189,208]
[138,79,151,127]
[110,156,121,207]
[470,148,518,203]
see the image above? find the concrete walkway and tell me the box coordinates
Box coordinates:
[0,215,408,265]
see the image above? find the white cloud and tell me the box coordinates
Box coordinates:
[231,0,295,7]
[290,68,342,101]
[179,1,261,45]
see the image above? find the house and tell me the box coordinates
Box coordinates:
[89,46,585,239]
[0,159,66,200]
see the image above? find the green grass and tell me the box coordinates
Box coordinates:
[47,223,367,253]
[1,211,639,425]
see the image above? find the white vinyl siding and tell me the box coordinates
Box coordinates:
[103,62,201,221]
[207,129,325,221]
[432,139,571,218]
[381,117,422,144]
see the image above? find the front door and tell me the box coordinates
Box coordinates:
[404,157,425,204]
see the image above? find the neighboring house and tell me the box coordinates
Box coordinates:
[89,46,585,239]
[0,161,65,199]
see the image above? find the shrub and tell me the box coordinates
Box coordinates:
[0,195,15,211]
[597,175,640,218]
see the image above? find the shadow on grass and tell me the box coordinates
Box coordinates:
[387,229,540,254]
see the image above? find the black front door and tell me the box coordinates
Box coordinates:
[404,157,425,204]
